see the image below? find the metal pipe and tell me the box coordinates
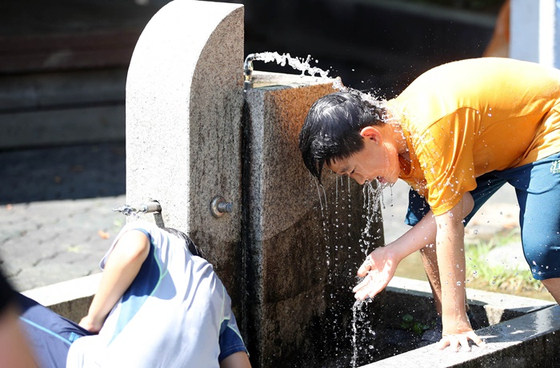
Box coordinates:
[113,201,162,216]
[243,53,256,93]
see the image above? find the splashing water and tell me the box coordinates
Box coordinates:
[251,52,328,77]
[249,51,346,91]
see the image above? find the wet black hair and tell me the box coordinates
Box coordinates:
[298,90,387,183]
[163,227,203,258]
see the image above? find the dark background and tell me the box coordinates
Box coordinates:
[0,0,502,203]
[0,0,501,96]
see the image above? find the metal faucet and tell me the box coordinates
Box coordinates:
[113,201,162,216]
[243,53,256,93]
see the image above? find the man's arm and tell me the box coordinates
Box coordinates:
[220,351,251,368]
[353,194,473,306]
[434,195,484,351]
[79,230,150,333]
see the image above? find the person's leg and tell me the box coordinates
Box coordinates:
[16,293,93,368]
[405,173,507,316]
[541,278,560,304]
[506,152,560,303]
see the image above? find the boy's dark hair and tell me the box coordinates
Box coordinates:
[163,227,203,258]
[299,90,386,183]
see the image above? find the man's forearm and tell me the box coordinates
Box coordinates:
[388,209,437,260]
[433,194,475,335]
[436,215,469,332]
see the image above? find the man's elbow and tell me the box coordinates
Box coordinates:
[461,192,475,220]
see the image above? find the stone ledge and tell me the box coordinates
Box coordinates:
[388,276,554,325]
[363,276,559,367]
[361,304,560,367]
[20,273,557,367]
[22,273,101,323]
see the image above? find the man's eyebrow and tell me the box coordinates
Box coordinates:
[328,160,348,175]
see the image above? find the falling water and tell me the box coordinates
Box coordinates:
[359,180,387,255]
[293,80,388,366]
[351,300,365,368]
[311,174,385,367]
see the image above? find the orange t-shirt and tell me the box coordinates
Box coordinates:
[389,58,560,216]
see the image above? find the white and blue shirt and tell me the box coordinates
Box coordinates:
[67,220,247,367]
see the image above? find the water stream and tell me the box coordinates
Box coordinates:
[248,51,346,91]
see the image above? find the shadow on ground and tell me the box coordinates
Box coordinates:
[0,142,125,204]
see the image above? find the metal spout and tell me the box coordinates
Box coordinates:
[243,53,256,93]
[113,201,162,216]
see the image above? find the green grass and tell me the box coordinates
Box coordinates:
[464,230,551,300]
[395,229,555,301]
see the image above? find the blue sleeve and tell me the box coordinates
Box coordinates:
[218,321,248,361]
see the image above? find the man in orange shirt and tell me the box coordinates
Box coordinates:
[299,57,560,351]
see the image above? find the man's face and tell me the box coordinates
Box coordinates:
[328,129,400,185]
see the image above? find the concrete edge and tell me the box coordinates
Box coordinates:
[22,273,101,305]
[21,274,558,367]
[365,276,560,367]
[23,273,554,325]
[22,273,102,323]
[388,276,554,326]
[389,276,554,311]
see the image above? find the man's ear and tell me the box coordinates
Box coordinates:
[359,126,382,143]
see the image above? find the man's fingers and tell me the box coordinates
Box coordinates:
[357,255,373,277]
[437,337,450,350]
[438,336,460,352]
[449,336,460,352]
[352,275,370,293]
[438,332,485,352]
[353,273,384,300]
[458,335,471,352]
[467,331,486,348]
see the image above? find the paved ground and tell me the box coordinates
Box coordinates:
[0,141,522,292]
[0,142,126,291]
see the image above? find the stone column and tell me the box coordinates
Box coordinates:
[125,0,245,313]
[243,71,382,367]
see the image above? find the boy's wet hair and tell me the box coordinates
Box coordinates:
[163,227,203,258]
[299,90,386,183]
